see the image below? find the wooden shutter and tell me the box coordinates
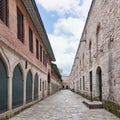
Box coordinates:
[17,7,24,42]
[36,39,39,59]
[40,45,42,62]
[29,27,33,53]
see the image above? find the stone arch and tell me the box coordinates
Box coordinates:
[0,48,11,113]
[0,48,10,76]
[12,64,23,108]
[96,66,102,101]
[26,70,32,103]
[0,58,8,113]
[34,73,38,100]
[12,61,25,79]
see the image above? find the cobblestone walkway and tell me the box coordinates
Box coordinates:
[9,90,120,120]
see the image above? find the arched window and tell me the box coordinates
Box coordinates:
[40,79,42,91]
[0,59,8,113]
[12,65,23,108]
[26,70,32,103]
[34,74,38,100]
[96,66,102,101]
[82,54,84,71]
[80,60,81,69]
[96,24,102,53]
[89,41,92,63]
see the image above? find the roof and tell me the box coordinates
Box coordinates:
[21,0,55,61]
[52,63,62,78]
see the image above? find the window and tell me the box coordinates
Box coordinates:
[45,54,47,67]
[40,79,41,91]
[43,51,47,67]
[89,71,92,92]
[17,7,24,42]
[80,78,82,90]
[89,41,92,63]
[40,45,42,62]
[0,0,8,25]
[36,39,39,59]
[12,65,23,108]
[96,24,101,53]
[45,81,46,90]
[83,76,85,90]
[29,27,33,53]
[82,54,84,71]
[43,50,45,65]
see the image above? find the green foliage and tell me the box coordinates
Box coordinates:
[104,101,120,118]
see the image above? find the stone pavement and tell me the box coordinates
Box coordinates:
[9,90,120,120]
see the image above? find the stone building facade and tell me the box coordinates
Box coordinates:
[62,76,70,89]
[0,0,62,119]
[69,0,120,107]
[51,63,62,94]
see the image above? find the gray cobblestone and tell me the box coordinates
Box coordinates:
[9,90,120,120]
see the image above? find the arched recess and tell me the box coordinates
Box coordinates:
[0,58,8,113]
[34,73,38,100]
[89,41,92,63]
[12,64,23,108]
[96,66,102,101]
[82,54,84,71]
[96,23,101,53]
[47,72,51,96]
[26,70,32,103]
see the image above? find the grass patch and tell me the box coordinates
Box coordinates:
[104,100,120,118]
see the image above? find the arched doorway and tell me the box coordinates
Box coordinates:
[26,70,32,103]
[66,85,69,89]
[0,59,8,113]
[47,73,50,96]
[34,74,38,100]
[42,81,44,98]
[96,67,102,101]
[12,65,23,108]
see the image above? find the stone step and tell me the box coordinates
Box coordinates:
[83,101,103,109]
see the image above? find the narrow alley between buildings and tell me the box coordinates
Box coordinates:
[9,90,119,120]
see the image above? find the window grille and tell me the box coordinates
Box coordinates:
[17,7,24,42]
[40,45,42,62]
[0,0,8,25]
[29,27,33,53]
[36,39,39,59]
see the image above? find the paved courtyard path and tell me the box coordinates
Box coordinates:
[9,90,120,120]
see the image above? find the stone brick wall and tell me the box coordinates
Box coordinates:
[69,0,120,105]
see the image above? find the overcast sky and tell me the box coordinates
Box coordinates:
[35,0,92,75]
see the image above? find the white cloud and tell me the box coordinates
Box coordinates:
[49,34,77,75]
[54,17,85,39]
[35,0,81,16]
[35,0,92,17]
[48,17,85,75]
[35,0,92,75]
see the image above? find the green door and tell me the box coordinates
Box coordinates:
[12,65,23,108]
[34,74,38,100]
[26,70,32,103]
[0,59,8,113]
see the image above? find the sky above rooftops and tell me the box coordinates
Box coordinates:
[35,0,92,76]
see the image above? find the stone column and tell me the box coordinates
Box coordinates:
[23,75,26,105]
[8,75,12,110]
[38,78,40,100]
[32,78,34,101]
